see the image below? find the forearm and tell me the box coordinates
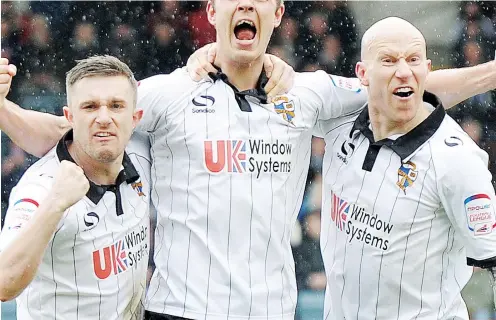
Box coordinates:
[0,99,70,157]
[427,61,496,108]
[0,200,66,301]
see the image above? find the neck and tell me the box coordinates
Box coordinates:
[214,53,264,91]
[368,103,430,141]
[68,142,123,186]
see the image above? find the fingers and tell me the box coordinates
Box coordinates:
[186,56,202,82]
[187,43,219,82]
[266,64,295,99]
[206,43,217,64]
[8,64,17,77]
[0,58,16,101]
[263,54,274,79]
[0,58,17,76]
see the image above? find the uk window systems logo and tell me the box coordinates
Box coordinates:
[204,140,247,173]
[203,139,293,178]
[93,240,128,279]
[331,193,349,231]
[92,225,148,279]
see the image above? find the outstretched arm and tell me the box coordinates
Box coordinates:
[0,99,70,157]
[427,60,496,108]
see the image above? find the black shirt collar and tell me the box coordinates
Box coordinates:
[208,67,268,112]
[56,130,140,204]
[351,91,445,160]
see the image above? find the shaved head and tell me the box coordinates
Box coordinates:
[361,17,426,60]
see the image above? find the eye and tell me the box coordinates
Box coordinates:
[409,56,421,64]
[111,103,124,109]
[381,57,394,65]
[83,104,96,110]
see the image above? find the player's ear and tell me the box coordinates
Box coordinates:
[426,59,432,72]
[132,108,144,128]
[274,4,285,28]
[207,0,216,26]
[63,106,74,125]
[355,61,369,87]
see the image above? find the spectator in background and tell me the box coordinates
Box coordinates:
[146,22,191,75]
[103,23,144,78]
[70,22,100,60]
[188,2,216,49]
[271,17,301,67]
[323,1,358,76]
[300,11,328,68]
[318,34,343,74]
[452,1,495,67]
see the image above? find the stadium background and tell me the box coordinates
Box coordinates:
[1,1,496,319]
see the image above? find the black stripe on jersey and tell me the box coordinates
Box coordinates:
[321,133,346,254]
[247,109,254,318]
[396,153,433,319]
[103,199,122,318]
[374,187,402,317]
[356,151,394,319]
[84,200,104,319]
[181,105,193,316]
[204,87,213,318]
[413,206,439,320]
[51,227,62,319]
[73,209,81,318]
[147,134,166,304]
[126,199,139,318]
[436,226,453,318]
[159,129,176,310]
[452,247,466,317]
[225,85,234,318]
[340,162,367,309]
[263,106,275,318]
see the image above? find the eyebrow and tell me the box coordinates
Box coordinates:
[78,98,128,106]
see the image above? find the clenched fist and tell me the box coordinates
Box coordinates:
[49,161,90,212]
[0,58,17,105]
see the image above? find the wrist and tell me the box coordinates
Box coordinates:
[42,195,70,215]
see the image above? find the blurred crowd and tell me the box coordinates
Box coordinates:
[2,1,496,319]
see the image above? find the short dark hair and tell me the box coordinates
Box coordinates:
[66,55,137,106]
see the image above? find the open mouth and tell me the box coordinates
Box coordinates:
[94,132,115,138]
[393,87,414,98]
[234,20,257,41]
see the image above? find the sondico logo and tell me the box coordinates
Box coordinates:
[92,225,148,279]
[204,139,293,178]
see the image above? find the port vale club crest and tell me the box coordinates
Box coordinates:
[272,96,295,125]
[397,161,418,194]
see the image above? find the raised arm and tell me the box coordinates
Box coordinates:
[0,100,69,157]
[426,60,496,108]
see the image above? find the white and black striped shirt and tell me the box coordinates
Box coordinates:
[318,92,496,320]
[0,131,151,320]
[136,68,367,319]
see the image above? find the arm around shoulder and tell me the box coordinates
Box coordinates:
[0,99,69,157]
[427,60,496,108]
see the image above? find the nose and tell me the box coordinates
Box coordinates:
[237,0,255,12]
[395,58,413,80]
[96,106,112,126]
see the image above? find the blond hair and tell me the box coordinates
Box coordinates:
[66,55,137,106]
